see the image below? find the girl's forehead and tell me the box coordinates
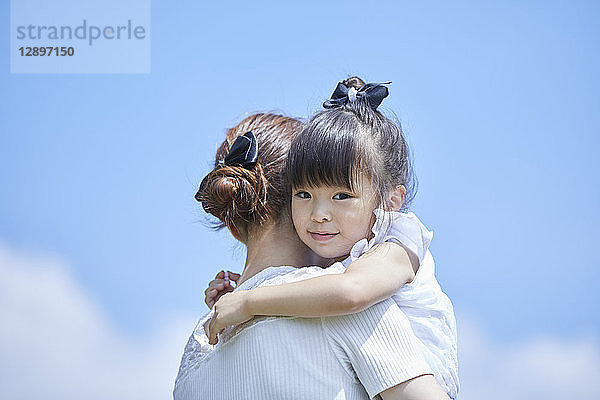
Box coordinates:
[294,177,377,193]
[293,184,349,191]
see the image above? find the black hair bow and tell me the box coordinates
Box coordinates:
[323,81,390,110]
[223,131,258,169]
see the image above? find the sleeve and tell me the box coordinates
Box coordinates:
[381,211,433,266]
[322,298,433,399]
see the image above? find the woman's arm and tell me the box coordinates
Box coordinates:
[207,241,416,344]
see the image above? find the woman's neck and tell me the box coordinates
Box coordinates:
[238,222,327,286]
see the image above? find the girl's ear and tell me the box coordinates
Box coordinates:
[388,185,406,211]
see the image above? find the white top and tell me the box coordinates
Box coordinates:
[344,209,459,399]
[174,265,432,400]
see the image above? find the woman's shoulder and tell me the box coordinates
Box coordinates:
[260,264,346,287]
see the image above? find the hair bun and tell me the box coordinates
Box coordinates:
[196,113,303,238]
[196,164,268,230]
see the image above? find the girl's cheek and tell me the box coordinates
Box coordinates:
[291,206,307,229]
[291,211,301,228]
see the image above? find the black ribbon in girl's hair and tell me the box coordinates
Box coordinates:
[222,131,258,169]
[323,81,391,110]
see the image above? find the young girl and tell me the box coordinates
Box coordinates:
[204,77,458,399]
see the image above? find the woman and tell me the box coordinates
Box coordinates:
[174,113,449,399]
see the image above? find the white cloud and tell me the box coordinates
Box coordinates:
[1,241,600,399]
[457,313,600,400]
[0,242,195,400]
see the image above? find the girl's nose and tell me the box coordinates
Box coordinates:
[311,202,331,223]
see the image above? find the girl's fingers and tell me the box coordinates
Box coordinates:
[215,269,234,280]
[205,272,236,308]
[206,280,220,292]
[227,271,241,282]
[208,279,229,291]
[214,288,233,303]
[204,289,217,304]
[208,320,216,343]
[208,317,220,344]
[214,270,225,279]
[211,286,233,298]
[206,285,234,308]
[205,291,217,308]
[205,282,219,296]
[205,292,217,305]
[207,283,233,298]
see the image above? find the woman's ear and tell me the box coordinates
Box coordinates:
[228,225,244,243]
[388,185,406,212]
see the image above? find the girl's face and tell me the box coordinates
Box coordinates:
[291,178,380,260]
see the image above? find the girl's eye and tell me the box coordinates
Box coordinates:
[294,191,311,199]
[333,193,352,200]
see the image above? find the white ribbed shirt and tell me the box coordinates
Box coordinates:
[174,265,432,400]
[346,210,459,399]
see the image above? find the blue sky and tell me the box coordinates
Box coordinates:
[1,1,599,398]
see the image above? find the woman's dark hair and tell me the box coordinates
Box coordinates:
[287,76,416,210]
[196,113,303,240]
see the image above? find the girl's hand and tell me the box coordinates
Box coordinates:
[206,290,253,345]
[204,270,241,309]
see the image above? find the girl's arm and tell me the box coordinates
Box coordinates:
[250,241,416,315]
[207,241,417,344]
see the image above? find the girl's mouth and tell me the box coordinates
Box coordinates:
[309,231,339,242]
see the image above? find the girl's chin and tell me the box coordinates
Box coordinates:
[312,249,350,263]
[301,237,351,262]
